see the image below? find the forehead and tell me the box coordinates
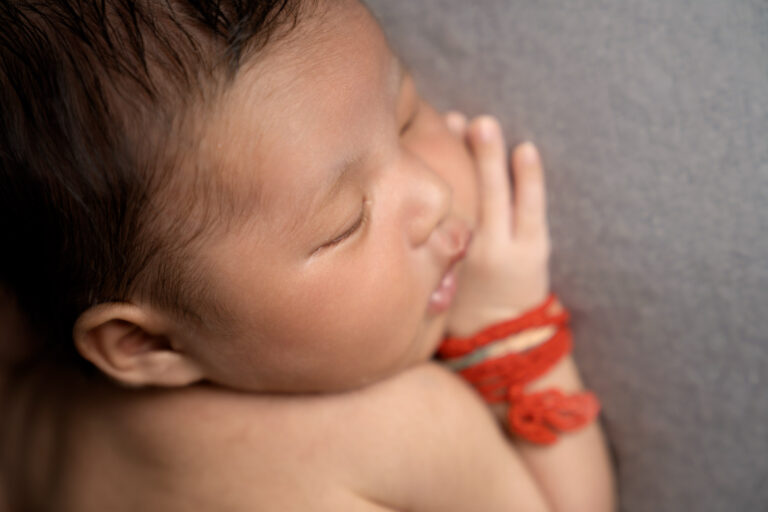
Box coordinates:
[200,0,397,228]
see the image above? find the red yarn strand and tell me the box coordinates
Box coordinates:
[437,294,601,445]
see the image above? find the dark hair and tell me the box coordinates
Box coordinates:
[0,0,308,366]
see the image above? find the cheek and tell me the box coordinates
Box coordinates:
[408,108,479,226]
[204,218,434,390]
[250,233,419,344]
[300,246,424,340]
[439,152,478,226]
[256,246,428,388]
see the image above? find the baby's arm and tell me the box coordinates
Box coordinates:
[442,114,615,512]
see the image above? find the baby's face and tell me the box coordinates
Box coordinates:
[188,0,478,392]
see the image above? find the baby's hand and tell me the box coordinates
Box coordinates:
[445,114,551,338]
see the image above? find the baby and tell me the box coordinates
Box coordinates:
[0,0,614,510]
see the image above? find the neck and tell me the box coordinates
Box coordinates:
[1,362,79,512]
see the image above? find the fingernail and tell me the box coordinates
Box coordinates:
[519,141,539,166]
[445,112,466,134]
[478,117,498,142]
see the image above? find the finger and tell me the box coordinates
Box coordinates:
[511,142,548,240]
[467,116,512,234]
[444,110,468,135]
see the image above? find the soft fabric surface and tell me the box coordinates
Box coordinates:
[365,1,768,510]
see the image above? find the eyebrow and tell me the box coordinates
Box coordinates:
[317,154,365,210]
[314,56,408,210]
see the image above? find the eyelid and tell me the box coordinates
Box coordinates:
[400,100,419,135]
[397,70,419,135]
[318,198,368,250]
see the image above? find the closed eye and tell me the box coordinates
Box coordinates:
[317,198,369,251]
[400,101,419,135]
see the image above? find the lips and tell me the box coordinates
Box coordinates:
[428,266,459,313]
[427,226,472,314]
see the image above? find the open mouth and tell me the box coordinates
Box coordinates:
[428,266,459,313]
[427,231,472,314]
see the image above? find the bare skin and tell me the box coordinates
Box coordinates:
[2,0,614,510]
[2,125,612,509]
[35,363,548,512]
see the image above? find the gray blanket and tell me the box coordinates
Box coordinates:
[366,1,768,510]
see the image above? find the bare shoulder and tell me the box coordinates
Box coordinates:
[66,364,550,511]
[324,363,551,512]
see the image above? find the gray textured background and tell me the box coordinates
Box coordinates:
[366,1,768,510]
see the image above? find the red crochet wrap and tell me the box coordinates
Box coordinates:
[438,294,600,445]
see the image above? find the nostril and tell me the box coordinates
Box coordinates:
[437,217,473,260]
[448,221,470,252]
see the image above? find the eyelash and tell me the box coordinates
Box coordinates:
[321,198,369,249]
[400,102,419,135]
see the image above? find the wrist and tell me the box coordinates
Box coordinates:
[442,324,558,372]
[440,294,567,360]
[447,291,550,339]
[438,295,601,445]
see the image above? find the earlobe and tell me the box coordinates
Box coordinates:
[73,303,206,387]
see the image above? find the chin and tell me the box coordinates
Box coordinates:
[419,313,449,359]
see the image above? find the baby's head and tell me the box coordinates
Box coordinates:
[0,0,478,393]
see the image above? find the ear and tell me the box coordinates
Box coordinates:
[73,303,205,387]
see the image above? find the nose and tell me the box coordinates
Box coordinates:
[400,158,452,247]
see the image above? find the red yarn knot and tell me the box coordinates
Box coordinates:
[507,385,601,445]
